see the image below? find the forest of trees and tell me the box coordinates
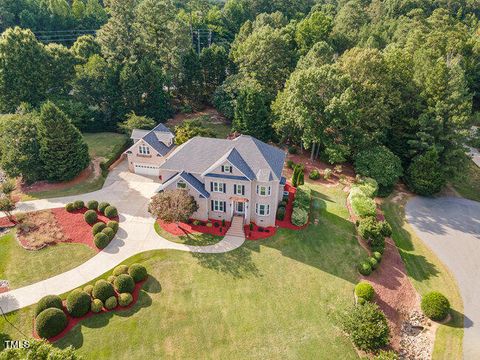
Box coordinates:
[0,0,479,195]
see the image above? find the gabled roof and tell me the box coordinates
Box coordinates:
[131,129,149,140]
[126,123,175,157]
[160,135,286,181]
[201,148,255,180]
[160,171,210,198]
[152,123,173,134]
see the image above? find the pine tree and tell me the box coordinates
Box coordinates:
[296,166,305,186]
[292,165,299,188]
[37,102,90,182]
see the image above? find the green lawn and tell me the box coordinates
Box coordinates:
[1,184,366,358]
[83,132,128,160]
[451,159,480,202]
[169,114,232,139]
[154,222,222,246]
[0,231,96,289]
[382,195,463,360]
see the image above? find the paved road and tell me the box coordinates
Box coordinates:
[406,197,480,359]
[0,161,245,314]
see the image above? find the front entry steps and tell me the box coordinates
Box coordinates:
[226,216,245,238]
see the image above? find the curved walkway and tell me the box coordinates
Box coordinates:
[0,161,245,314]
[406,196,480,359]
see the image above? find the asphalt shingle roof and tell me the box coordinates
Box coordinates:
[179,172,210,198]
[143,131,175,156]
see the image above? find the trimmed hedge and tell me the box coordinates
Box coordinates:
[83,284,94,295]
[276,206,286,221]
[91,299,103,313]
[84,210,98,225]
[358,262,372,276]
[421,292,450,321]
[293,186,311,210]
[87,200,99,210]
[129,263,148,283]
[65,203,75,212]
[107,275,116,284]
[66,290,91,318]
[368,257,378,270]
[102,226,115,240]
[105,296,118,310]
[92,280,115,302]
[112,265,129,276]
[309,169,321,180]
[114,274,135,294]
[94,232,110,249]
[118,293,133,307]
[107,220,119,232]
[98,202,110,213]
[291,207,308,226]
[92,222,106,235]
[35,308,68,339]
[349,189,377,218]
[355,282,375,301]
[73,200,84,210]
[35,295,63,317]
[104,205,118,218]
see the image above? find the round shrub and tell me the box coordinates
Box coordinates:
[91,299,103,313]
[92,222,106,235]
[83,284,94,295]
[373,251,382,262]
[66,290,91,318]
[129,263,148,283]
[355,282,375,301]
[276,206,286,221]
[98,202,110,213]
[87,200,99,210]
[73,200,85,210]
[104,205,118,218]
[118,293,133,307]
[84,210,98,225]
[107,220,119,232]
[35,295,63,317]
[104,296,118,310]
[92,280,115,302]
[35,308,68,339]
[114,274,135,294]
[102,226,115,240]
[358,217,384,244]
[421,292,450,321]
[94,232,110,249]
[368,257,378,270]
[358,262,372,276]
[309,169,320,180]
[112,265,129,276]
[65,203,75,212]
[380,221,392,238]
[107,275,116,283]
[291,207,308,226]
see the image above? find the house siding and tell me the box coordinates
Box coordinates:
[162,176,209,221]
[127,139,166,172]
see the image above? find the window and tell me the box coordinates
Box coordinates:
[222,165,232,173]
[256,204,270,216]
[212,200,226,212]
[257,185,271,196]
[139,145,150,155]
[211,182,226,193]
[177,181,187,189]
[234,184,245,196]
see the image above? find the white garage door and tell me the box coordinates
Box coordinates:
[134,163,160,176]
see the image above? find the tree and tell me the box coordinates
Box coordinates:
[0,339,80,360]
[355,146,403,194]
[0,179,16,196]
[295,41,335,70]
[84,0,107,28]
[178,49,204,105]
[71,35,101,62]
[0,196,15,222]
[72,0,86,21]
[45,43,76,96]
[149,189,199,225]
[295,11,333,54]
[200,44,229,103]
[37,102,90,182]
[406,148,445,196]
[175,119,216,144]
[119,112,156,134]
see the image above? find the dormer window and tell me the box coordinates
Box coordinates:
[222,165,232,173]
[139,145,150,155]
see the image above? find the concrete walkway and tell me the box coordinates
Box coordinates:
[406,197,480,360]
[0,161,245,314]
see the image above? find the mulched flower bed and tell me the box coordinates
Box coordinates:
[158,219,231,237]
[33,278,147,343]
[0,217,16,228]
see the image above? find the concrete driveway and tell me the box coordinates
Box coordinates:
[406,196,480,359]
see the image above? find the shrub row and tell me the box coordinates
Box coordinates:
[65,200,118,220]
[349,178,378,218]
[93,220,119,249]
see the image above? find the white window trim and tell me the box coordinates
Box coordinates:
[212,182,225,193]
[234,184,245,196]
[223,165,232,173]
[212,200,226,212]
[255,203,270,216]
[257,185,271,197]
[139,144,150,155]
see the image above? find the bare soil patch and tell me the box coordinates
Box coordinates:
[167,107,229,127]
[16,210,67,250]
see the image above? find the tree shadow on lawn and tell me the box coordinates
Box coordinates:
[396,249,440,283]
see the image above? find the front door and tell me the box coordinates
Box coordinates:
[235,202,245,214]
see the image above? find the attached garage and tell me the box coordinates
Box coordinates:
[134,163,160,176]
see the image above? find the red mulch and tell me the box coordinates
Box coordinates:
[0,217,16,227]
[33,278,147,342]
[244,223,277,240]
[0,287,9,294]
[158,219,231,237]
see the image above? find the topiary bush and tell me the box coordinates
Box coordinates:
[421,292,450,321]
[291,207,308,226]
[98,202,110,213]
[107,275,116,284]
[87,200,99,210]
[102,227,115,240]
[309,169,321,180]
[349,189,377,218]
[107,220,119,232]
[368,257,378,270]
[83,284,94,295]
[35,308,68,339]
[355,282,375,302]
[84,210,98,225]
[65,203,75,212]
[340,302,390,351]
[92,280,115,302]
[373,251,382,263]
[129,263,148,283]
[104,296,118,310]
[358,261,372,276]
[35,295,63,317]
[112,265,129,276]
[66,290,91,318]
[94,232,110,249]
[114,274,135,294]
[73,200,84,210]
[92,222,106,235]
[276,206,286,221]
[104,205,118,218]
[118,293,133,307]
[91,299,103,313]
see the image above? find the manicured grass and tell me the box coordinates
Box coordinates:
[451,159,480,202]
[0,231,96,289]
[154,222,222,246]
[83,132,128,160]
[382,195,463,360]
[169,115,232,139]
[1,184,366,358]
